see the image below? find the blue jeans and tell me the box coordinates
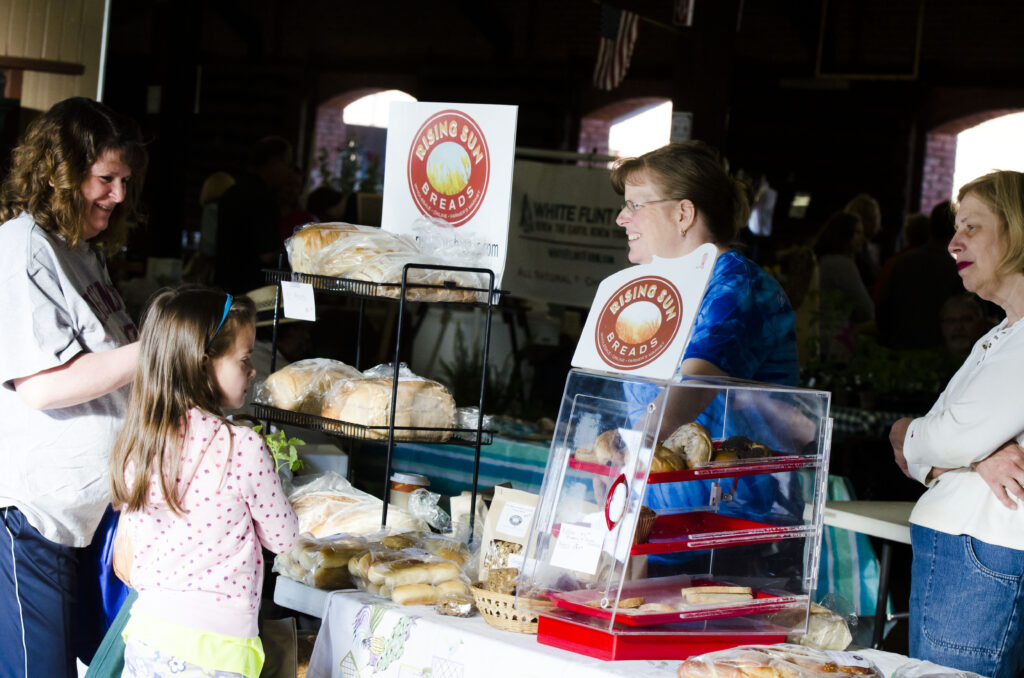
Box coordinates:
[910,524,1024,678]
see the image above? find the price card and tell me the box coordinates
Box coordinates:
[280,281,316,321]
[496,501,534,539]
[550,522,604,576]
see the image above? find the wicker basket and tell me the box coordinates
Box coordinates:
[633,505,657,545]
[470,585,553,634]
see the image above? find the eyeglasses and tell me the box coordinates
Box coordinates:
[205,293,233,353]
[620,198,681,215]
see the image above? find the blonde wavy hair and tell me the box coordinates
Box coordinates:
[109,286,256,516]
[956,170,1024,275]
[0,97,147,252]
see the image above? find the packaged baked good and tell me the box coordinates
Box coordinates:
[286,222,416,277]
[346,250,486,302]
[320,365,456,441]
[273,533,368,590]
[256,358,363,414]
[478,486,537,582]
[678,644,882,678]
[288,471,428,537]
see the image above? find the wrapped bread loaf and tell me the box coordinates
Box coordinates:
[287,222,415,276]
[678,644,881,678]
[321,376,456,441]
[286,222,484,302]
[258,358,363,414]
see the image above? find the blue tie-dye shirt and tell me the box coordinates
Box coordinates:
[682,249,798,384]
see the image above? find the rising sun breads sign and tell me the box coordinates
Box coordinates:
[381,102,518,288]
[407,110,490,227]
[573,244,718,379]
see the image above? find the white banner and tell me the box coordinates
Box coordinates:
[505,160,630,306]
[381,102,518,288]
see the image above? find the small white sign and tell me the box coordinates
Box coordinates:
[824,652,871,669]
[496,501,535,539]
[280,281,316,321]
[550,522,604,576]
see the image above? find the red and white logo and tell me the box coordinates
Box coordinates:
[595,276,682,370]
[407,109,489,227]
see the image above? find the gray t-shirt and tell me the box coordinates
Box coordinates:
[0,213,138,546]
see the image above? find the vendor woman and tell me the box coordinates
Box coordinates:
[611,141,804,554]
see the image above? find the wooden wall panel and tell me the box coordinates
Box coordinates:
[1,0,104,111]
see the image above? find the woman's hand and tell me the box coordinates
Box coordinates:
[973,441,1024,509]
[889,417,914,479]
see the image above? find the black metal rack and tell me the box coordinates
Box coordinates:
[260,262,504,541]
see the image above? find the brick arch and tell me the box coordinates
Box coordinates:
[920,108,1024,212]
[310,87,415,189]
[578,97,670,156]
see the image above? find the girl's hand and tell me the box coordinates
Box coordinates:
[972,442,1024,510]
[889,417,914,479]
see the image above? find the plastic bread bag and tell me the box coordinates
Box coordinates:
[280,533,369,590]
[677,644,883,678]
[891,661,983,678]
[255,358,364,414]
[319,364,456,441]
[285,222,417,276]
[287,471,428,537]
[345,250,487,302]
[454,407,492,434]
[407,488,453,533]
[766,596,855,651]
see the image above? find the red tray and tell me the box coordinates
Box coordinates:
[548,577,799,626]
[567,451,815,483]
[631,511,791,555]
[537,615,786,661]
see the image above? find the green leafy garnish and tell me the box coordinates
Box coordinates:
[253,425,306,472]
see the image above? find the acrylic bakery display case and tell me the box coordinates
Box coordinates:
[516,369,832,660]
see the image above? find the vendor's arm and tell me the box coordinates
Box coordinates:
[658,358,727,437]
[903,346,1024,473]
[972,440,1024,510]
[12,342,139,410]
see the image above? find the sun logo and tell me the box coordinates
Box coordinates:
[596,276,682,369]
[407,110,489,227]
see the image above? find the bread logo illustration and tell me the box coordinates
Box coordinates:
[615,301,661,344]
[595,276,682,370]
[407,110,489,227]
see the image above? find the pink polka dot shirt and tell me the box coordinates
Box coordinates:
[123,409,298,638]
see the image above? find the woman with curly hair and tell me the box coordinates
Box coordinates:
[0,97,147,678]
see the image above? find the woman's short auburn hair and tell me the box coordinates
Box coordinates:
[0,97,147,252]
[956,170,1024,275]
[609,141,751,245]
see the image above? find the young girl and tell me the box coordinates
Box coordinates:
[109,287,298,678]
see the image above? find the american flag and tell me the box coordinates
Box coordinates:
[592,3,640,91]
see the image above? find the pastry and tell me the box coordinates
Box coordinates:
[593,429,628,466]
[321,376,456,441]
[616,596,645,609]
[662,422,713,468]
[682,585,753,604]
[483,567,519,595]
[650,444,686,472]
[637,603,676,613]
[574,445,600,464]
[715,436,771,462]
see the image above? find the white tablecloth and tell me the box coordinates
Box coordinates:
[303,589,956,678]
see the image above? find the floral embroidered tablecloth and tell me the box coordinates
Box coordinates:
[305,590,680,678]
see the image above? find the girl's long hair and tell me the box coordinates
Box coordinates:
[109,286,255,515]
[0,96,147,253]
